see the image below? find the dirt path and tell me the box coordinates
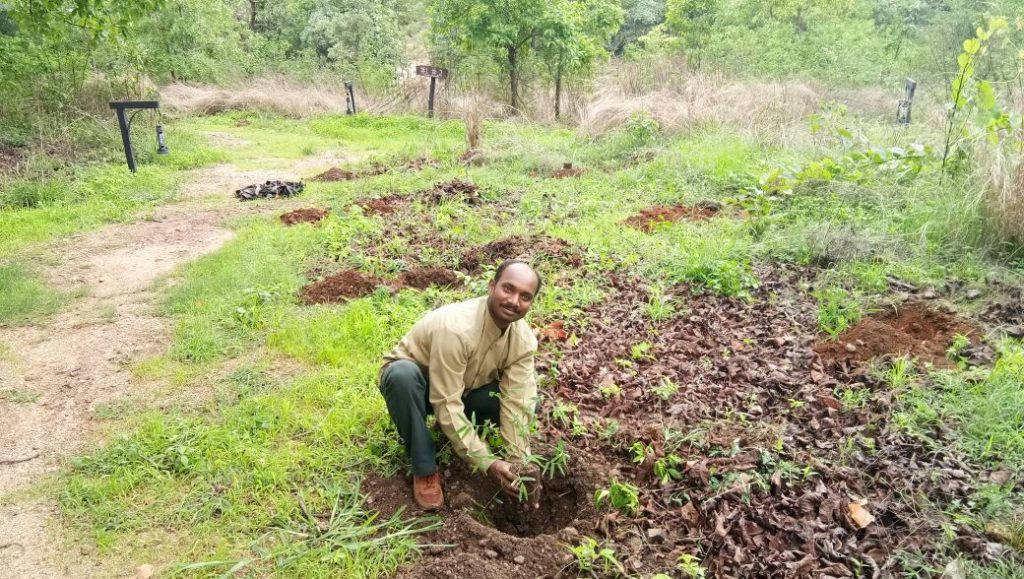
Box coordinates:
[0,149,351,578]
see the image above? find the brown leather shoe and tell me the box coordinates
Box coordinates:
[413,473,444,510]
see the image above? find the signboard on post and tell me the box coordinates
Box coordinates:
[415,65,449,118]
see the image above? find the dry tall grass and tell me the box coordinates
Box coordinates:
[984,146,1024,244]
[446,92,497,151]
[158,59,902,141]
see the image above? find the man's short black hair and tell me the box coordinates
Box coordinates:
[492,259,542,295]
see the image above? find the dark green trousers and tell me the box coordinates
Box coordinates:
[380,359,500,476]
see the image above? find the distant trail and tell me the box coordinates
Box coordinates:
[0,147,352,578]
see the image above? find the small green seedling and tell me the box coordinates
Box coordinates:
[599,383,622,398]
[595,481,640,515]
[677,553,706,578]
[630,341,654,361]
[570,537,625,576]
[652,377,679,400]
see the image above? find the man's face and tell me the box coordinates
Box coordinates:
[487,263,539,328]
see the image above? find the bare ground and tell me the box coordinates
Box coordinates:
[0,146,352,578]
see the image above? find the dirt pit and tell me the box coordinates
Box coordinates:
[279,207,329,225]
[625,203,721,231]
[429,178,481,205]
[299,270,381,304]
[459,235,583,273]
[816,301,984,369]
[551,162,584,179]
[366,457,604,579]
[356,194,409,216]
[397,267,462,290]
[313,165,388,182]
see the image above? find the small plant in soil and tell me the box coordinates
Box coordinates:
[947,333,972,369]
[527,440,570,478]
[599,382,622,398]
[645,283,679,321]
[629,341,654,361]
[874,355,918,389]
[652,377,679,400]
[550,401,578,428]
[597,419,620,443]
[677,553,707,578]
[595,481,640,516]
[653,454,684,485]
[629,442,652,465]
[815,286,863,339]
[570,537,626,577]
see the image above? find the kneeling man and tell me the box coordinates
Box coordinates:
[379,260,542,510]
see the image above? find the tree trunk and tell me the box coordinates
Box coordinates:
[554,56,563,120]
[249,0,258,31]
[508,45,520,113]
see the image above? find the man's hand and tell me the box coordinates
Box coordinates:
[487,460,542,509]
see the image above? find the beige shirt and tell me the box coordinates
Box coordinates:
[382,296,538,471]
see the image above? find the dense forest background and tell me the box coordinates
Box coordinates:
[2,0,1023,147]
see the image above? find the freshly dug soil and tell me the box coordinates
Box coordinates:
[551,163,584,179]
[279,208,329,226]
[299,270,381,304]
[459,236,583,273]
[429,179,481,205]
[368,457,607,579]
[396,267,462,290]
[625,203,720,231]
[313,164,388,182]
[357,194,409,216]
[815,302,983,370]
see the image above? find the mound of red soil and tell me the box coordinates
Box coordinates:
[429,178,481,205]
[299,270,381,304]
[815,302,982,370]
[625,203,720,231]
[279,208,329,226]
[459,235,583,273]
[356,194,409,216]
[551,162,584,179]
[313,164,388,182]
[396,267,462,290]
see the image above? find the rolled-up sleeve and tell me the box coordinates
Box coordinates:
[428,331,497,472]
[498,349,538,463]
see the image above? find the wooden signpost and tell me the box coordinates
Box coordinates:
[415,65,448,118]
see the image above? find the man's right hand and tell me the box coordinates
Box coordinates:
[487,460,541,509]
[487,460,521,499]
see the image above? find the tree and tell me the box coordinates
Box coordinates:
[607,0,665,55]
[432,0,571,111]
[539,0,623,118]
[663,0,717,66]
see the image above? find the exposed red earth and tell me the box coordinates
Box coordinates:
[625,204,721,231]
[279,207,330,225]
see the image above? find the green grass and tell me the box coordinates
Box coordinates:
[895,342,1024,470]
[0,263,66,325]
[38,112,1024,576]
